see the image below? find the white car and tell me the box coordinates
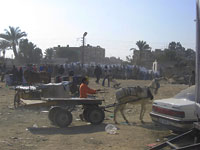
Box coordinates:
[150,85,198,132]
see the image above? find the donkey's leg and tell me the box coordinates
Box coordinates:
[140,103,146,123]
[114,103,121,124]
[119,104,129,124]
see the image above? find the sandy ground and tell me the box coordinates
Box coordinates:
[0,78,188,150]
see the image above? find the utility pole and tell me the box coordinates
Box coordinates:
[82,32,87,67]
[196,0,200,117]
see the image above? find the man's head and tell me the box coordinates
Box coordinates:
[82,77,89,85]
[149,78,161,95]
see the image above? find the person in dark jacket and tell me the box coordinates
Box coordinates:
[58,65,65,75]
[1,63,6,82]
[94,65,102,83]
[18,67,23,84]
[11,65,19,84]
[102,65,110,87]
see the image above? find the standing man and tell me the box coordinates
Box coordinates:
[58,65,65,75]
[18,67,23,84]
[1,63,6,82]
[94,65,102,84]
[11,65,19,84]
[102,65,110,87]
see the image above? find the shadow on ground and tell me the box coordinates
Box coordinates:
[27,123,107,135]
[123,121,170,132]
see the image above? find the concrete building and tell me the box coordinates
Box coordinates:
[132,49,153,67]
[83,45,105,64]
[53,44,105,64]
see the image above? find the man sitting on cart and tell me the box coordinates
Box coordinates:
[79,77,99,98]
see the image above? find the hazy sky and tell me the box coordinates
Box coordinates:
[0,0,196,60]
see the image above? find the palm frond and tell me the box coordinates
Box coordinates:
[136,40,151,51]
[0,40,11,50]
[1,26,27,44]
[0,34,11,41]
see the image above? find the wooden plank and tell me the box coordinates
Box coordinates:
[41,97,104,101]
[20,97,104,107]
[20,99,46,105]
[20,98,58,108]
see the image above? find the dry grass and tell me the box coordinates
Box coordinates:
[0,78,188,150]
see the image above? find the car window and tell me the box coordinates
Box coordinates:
[174,86,195,101]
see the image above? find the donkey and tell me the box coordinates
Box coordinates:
[24,70,50,85]
[113,78,162,124]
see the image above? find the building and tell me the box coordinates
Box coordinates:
[53,45,105,64]
[133,49,153,61]
[83,45,105,64]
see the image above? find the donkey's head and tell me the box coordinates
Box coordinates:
[148,78,162,95]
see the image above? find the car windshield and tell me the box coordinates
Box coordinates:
[174,85,195,101]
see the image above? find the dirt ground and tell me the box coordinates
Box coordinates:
[0,78,188,150]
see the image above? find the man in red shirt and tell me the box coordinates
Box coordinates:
[79,77,101,121]
[79,77,97,98]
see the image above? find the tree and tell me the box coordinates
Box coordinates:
[18,39,42,64]
[136,40,151,51]
[126,55,133,64]
[0,26,27,60]
[168,41,177,51]
[131,40,151,66]
[33,48,43,63]
[185,48,195,60]
[164,48,176,61]
[166,42,186,61]
[168,41,185,51]
[176,42,185,51]
[44,48,54,60]
[0,40,11,58]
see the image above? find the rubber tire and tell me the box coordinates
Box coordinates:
[88,108,105,125]
[54,109,73,128]
[48,107,62,123]
[83,109,90,122]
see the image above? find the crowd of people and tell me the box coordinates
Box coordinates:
[0,62,160,86]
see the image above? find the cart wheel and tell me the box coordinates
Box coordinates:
[54,109,73,128]
[48,107,62,123]
[88,108,105,125]
[83,109,90,122]
[14,92,21,109]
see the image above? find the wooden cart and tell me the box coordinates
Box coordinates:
[14,85,42,108]
[15,96,105,128]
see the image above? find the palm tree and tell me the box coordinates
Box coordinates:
[18,39,43,64]
[131,40,151,66]
[0,26,27,60]
[168,41,177,50]
[136,40,151,51]
[0,40,11,58]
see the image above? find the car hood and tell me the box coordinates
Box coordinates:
[153,98,195,110]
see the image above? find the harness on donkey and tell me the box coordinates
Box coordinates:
[102,87,154,111]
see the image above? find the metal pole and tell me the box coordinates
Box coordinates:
[82,32,87,67]
[82,36,84,67]
[195,0,200,117]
